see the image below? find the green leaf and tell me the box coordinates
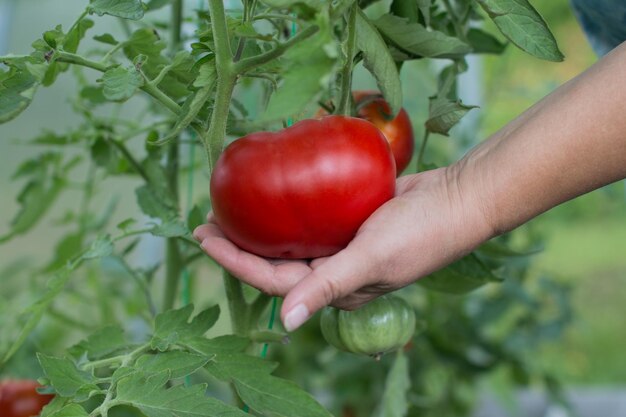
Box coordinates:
[416,0,431,26]
[37,354,99,399]
[135,155,179,221]
[187,205,205,231]
[0,63,40,124]
[70,326,128,360]
[425,96,477,136]
[204,353,278,381]
[185,335,251,356]
[116,370,250,417]
[151,305,220,350]
[44,403,89,417]
[44,232,84,272]
[475,0,563,61]
[261,17,336,122]
[82,235,113,260]
[101,65,144,102]
[146,0,171,10]
[151,219,189,238]
[2,265,74,363]
[234,373,333,417]
[467,28,507,54]
[355,9,402,116]
[419,253,501,294]
[391,0,419,23]
[88,0,145,20]
[0,153,65,243]
[64,18,95,53]
[93,33,119,45]
[136,351,212,379]
[373,14,471,59]
[374,351,410,417]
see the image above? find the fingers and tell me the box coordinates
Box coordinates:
[280,242,379,332]
[193,222,311,297]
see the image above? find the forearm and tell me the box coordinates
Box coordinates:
[457,41,626,236]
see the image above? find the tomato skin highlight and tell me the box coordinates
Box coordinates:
[352,91,414,175]
[0,380,54,417]
[211,115,396,259]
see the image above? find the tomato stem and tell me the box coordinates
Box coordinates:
[336,3,357,116]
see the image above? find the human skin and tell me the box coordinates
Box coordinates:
[194,41,626,332]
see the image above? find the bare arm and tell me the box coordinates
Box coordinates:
[460,41,626,236]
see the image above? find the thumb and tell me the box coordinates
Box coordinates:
[280,245,376,332]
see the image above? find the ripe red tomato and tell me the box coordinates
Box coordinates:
[211,115,396,259]
[352,91,414,175]
[0,380,54,417]
[317,91,415,175]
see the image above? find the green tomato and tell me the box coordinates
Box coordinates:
[320,295,416,358]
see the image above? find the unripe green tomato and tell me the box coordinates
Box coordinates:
[320,295,416,358]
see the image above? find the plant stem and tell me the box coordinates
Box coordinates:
[336,3,357,116]
[205,0,236,170]
[234,25,318,74]
[417,130,430,172]
[162,0,185,313]
[109,138,151,182]
[223,270,248,335]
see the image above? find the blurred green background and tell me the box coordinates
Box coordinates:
[1,0,625,388]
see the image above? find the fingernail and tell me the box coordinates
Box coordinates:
[284,304,309,332]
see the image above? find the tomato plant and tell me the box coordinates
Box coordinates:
[320,295,416,359]
[0,380,54,417]
[211,115,395,259]
[0,0,572,416]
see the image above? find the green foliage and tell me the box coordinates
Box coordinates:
[0,0,573,416]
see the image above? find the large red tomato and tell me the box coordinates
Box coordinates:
[353,91,414,175]
[211,115,396,259]
[0,380,54,417]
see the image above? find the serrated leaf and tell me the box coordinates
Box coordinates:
[135,156,179,221]
[373,14,471,59]
[152,305,220,350]
[116,370,250,417]
[88,0,145,20]
[374,351,410,417]
[44,232,84,272]
[234,373,333,417]
[82,235,113,260]
[476,0,563,61]
[204,353,278,382]
[0,66,40,124]
[425,96,477,136]
[355,9,402,116]
[37,354,99,399]
[71,326,128,360]
[151,219,189,238]
[101,65,144,102]
[44,403,89,417]
[419,252,501,294]
[136,351,212,379]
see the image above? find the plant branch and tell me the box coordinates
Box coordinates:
[108,138,150,182]
[234,25,319,74]
[222,270,248,335]
[336,4,357,116]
